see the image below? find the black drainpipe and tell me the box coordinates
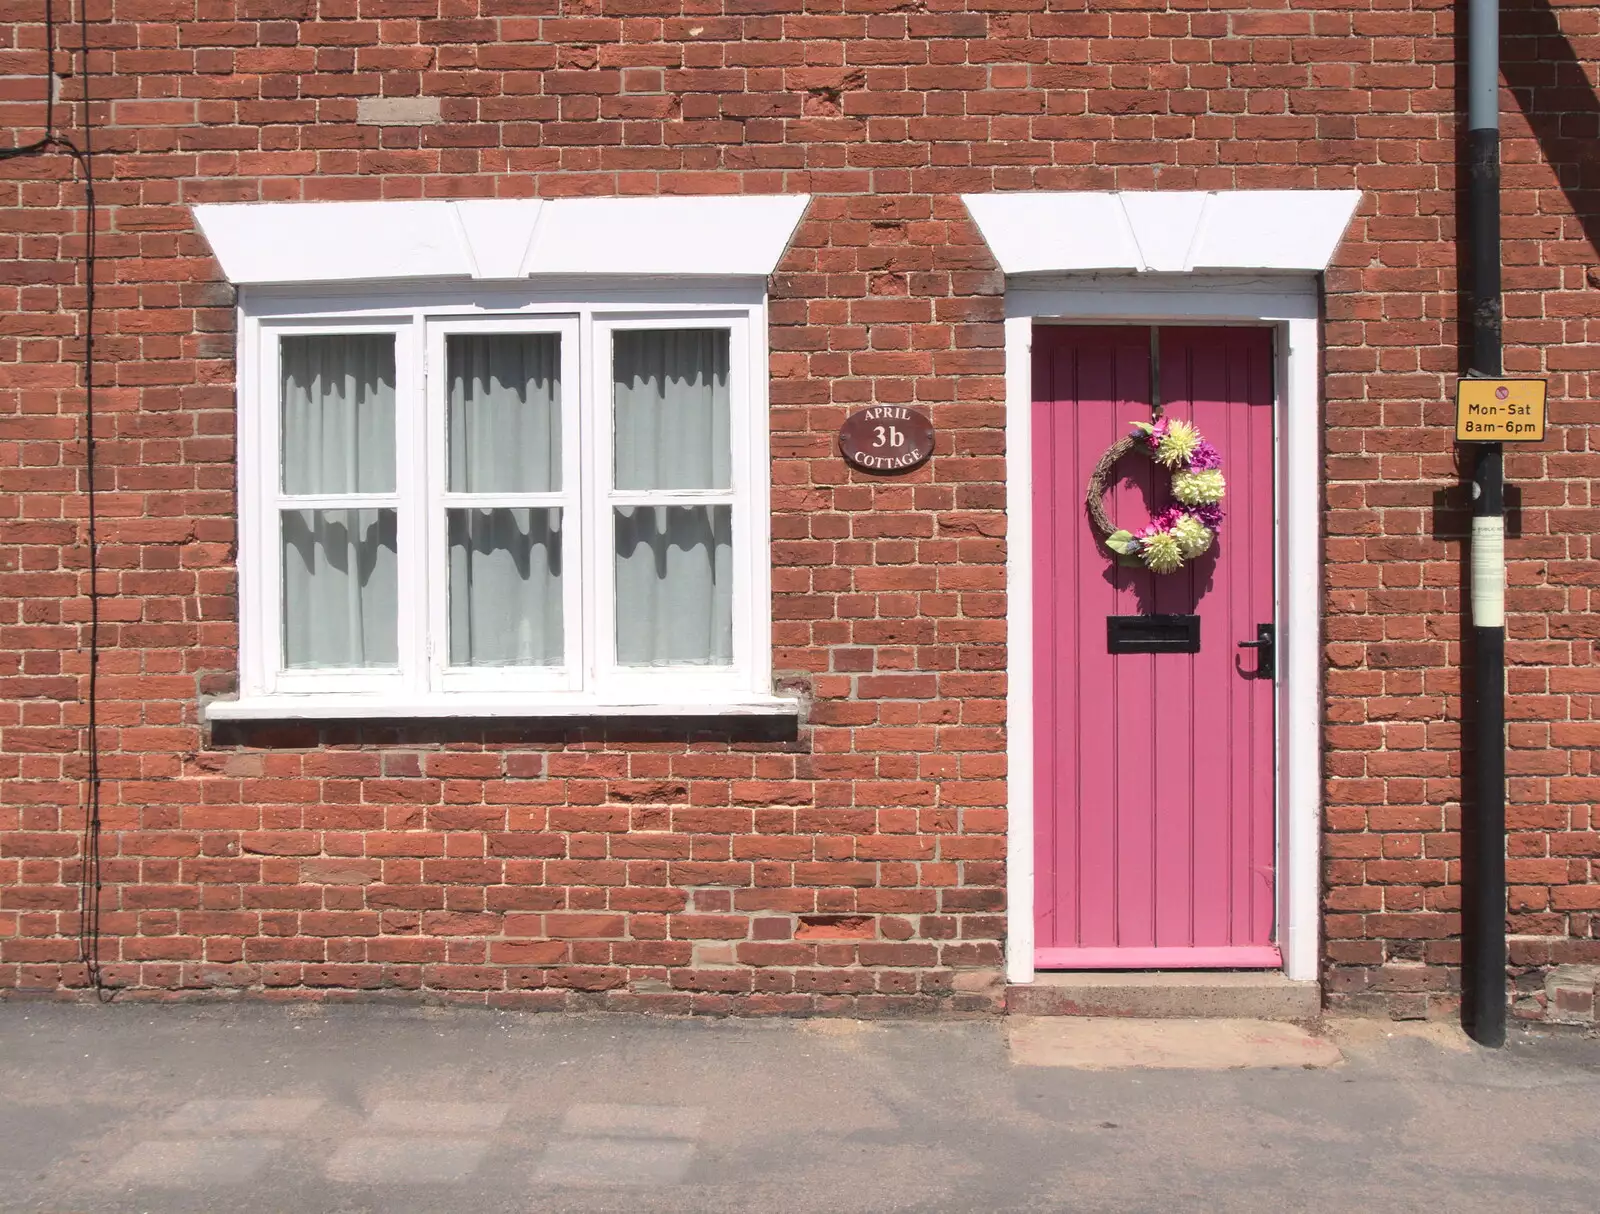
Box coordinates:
[1465,0,1507,1047]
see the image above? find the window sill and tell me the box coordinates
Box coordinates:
[203,693,804,722]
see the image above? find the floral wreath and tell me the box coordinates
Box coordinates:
[1085,416,1227,574]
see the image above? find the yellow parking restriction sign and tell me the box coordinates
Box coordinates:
[1455,378,1546,442]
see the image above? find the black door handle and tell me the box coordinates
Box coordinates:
[1237,623,1275,679]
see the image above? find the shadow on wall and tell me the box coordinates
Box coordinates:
[1454,0,1600,376]
[208,715,804,752]
[1502,0,1600,263]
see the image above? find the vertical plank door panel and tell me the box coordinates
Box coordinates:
[1032,324,1277,968]
[1032,327,1152,955]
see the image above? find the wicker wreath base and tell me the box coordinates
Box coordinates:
[1085,434,1145,541]
[1084,418,1226,575]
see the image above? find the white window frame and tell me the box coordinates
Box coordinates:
[257,316,421,701]
[213,282,791,720]
[591,312,755,702]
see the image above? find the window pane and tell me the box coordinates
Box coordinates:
[614,505,732,666]
[448,333,562,493]
[448,508,563,667]
[613,330,730,491]
[281,335,396,494]
[281,509,398,668]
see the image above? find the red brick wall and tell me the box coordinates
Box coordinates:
[1,1,1597,1017]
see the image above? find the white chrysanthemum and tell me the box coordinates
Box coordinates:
[1155,419,1200,468]
[1172,468,1226,506]
[1171,514,1214,558]
[1140,531,1183,574]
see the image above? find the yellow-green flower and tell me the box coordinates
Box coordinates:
[1156,419,1200,467]
[1172,514,1213,558]
[1172,468,1226,506]
[1140,531,1183,573]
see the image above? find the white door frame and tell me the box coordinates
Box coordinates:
[1004,274,1324,984]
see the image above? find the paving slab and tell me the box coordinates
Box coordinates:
[366,1099,509,1133]
[1008,1016,1344,1070]
[160,1098,324,1134]
[325,1136,491,1184]
[535,1136,698,1187]
[107,1138,282,1187]
[559,1103,706,1140]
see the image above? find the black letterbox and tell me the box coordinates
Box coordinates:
[1106,614,1201,654]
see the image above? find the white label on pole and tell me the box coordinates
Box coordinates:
[1471,515,1506,628]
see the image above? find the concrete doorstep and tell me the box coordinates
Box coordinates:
[1008,1016,1344,1070]
[1007,971,1322,1021]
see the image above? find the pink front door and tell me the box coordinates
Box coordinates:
[1032,325,1277,968]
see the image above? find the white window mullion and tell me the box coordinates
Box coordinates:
[247,312,274,698]
[733,312,759,691]
[564,313,588,691]
[424,317,449,693]
[584,310,611,688]
[273,493,403,511]
[441,492,567,510]
[393,316,427,696]
[605,491,732,507]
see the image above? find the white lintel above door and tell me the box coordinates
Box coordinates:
[962,189,1361,276]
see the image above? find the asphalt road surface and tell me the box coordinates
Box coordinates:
[1,1002,1596,1213]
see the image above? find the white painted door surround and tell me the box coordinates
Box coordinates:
[964,190,1362,985]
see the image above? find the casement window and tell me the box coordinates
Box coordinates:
[196,195,807,719]
[216,295,786,717]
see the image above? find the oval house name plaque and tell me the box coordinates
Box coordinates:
[838,406,934,474]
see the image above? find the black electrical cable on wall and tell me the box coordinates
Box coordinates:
[1,1,104,998]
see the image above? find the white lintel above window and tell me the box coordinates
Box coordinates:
[197,195,809,722]
[193,195,812,285]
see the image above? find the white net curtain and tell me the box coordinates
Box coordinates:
[446,333,564,667]
[612,330,734,667]
[279,334,399,669]
[275,325,736,677]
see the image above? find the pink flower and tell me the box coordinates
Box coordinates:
[1132,417,1169,452]
[1136,506,1186,539]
